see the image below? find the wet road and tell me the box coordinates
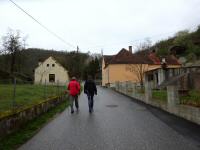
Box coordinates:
[19,87,200,150]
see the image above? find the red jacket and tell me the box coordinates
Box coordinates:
[68,80,80,96]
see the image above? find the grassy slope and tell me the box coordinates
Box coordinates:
[180,90,200,107]
[0,100,68,150]
[152,90,167,102]
[0,84,66,114]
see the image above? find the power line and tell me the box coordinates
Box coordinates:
[8,0,76,49]
[82,31,175,49]
[82,26,197,50]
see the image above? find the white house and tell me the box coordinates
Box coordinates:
[34,56,69,85]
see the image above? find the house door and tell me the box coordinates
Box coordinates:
[49,74,55,83]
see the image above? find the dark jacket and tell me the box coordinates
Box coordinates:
[84,79,97,95]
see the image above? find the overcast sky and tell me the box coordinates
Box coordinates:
[0,0,200,54]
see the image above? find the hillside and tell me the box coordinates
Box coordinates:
[134,26,200,66]
[153,26,200,64]
[0,48,90,80]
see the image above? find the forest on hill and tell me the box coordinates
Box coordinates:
[154,26,200,63]
[1,25,200,81]
[0,48,101,81]
[134,26,200,66]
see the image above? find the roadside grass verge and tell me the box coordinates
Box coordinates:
[152,90,167,102]
[0,100,69,150]
[180,90,200,107]
[0,84,66,114]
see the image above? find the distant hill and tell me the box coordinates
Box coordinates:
[0,48,90,80]
[135,26,200,66]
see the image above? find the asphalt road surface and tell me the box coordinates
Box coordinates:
[19,87,200,150]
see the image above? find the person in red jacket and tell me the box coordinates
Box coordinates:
[67,77,80,114]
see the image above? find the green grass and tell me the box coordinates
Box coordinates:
[152,90,167,102]
[0,100,69,150]
[180,90,200,107]
[0,84,66,115]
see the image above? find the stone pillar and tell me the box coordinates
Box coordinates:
[131,82,136,97]
[122,82,126,94]
[115,82,119,91]
[167,85,179,108]
[145,75,152,103]
[125,81,129,95]
[145,82,152,103]
[119,82,122,93]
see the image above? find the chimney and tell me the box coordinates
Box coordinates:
[129,46,132,53]
[161,58,166,64]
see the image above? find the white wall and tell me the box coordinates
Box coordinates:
[34,57,69,86]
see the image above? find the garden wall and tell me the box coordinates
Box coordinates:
[0,95,67,139]
[113,82,200,125]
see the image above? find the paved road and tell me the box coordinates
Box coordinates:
[19,87,200,150]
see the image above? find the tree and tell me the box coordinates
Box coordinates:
[126,40,150,87]
[83,56,100,80]
[126,64,148,87]
[135,38,152,52]
[173,30,190,47]
[1,29,23,74]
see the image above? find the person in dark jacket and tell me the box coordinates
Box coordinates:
[84,75,97,113]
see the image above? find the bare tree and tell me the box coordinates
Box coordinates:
[2,29,23,74]
[126,39,151,87]
[135,38,152,52]
[126,64,148,87]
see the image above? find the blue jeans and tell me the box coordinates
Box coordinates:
[87,94,94,111]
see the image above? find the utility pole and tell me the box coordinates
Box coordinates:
[77,46,79,53]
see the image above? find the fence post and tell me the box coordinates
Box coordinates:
[145,76,152,103]
[131,82,136,97]
[167,85,179,108]
[44,79,47,99]
[12,77,16,110]
[57,80,59,97]
[125,81,128,95]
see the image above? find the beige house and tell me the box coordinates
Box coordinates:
[102,46,181,86]
[34,56,69,85]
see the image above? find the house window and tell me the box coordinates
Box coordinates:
[47,64,49,67]
[52,64,55,67]
[49,74,55,82]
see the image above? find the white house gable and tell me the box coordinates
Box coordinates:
[34,56,69,85]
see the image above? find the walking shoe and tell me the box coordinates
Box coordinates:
[71,110,74,114]
[89,108,93,113]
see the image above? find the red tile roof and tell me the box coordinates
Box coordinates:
[103,48,180,68]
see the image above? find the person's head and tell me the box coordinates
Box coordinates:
[87,75,93,80]
[71,76,76,81]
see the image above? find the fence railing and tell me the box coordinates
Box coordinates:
[112,81,145,100]
[112,81,200,108]
[0,78,67,116]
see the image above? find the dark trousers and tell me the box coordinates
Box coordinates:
[87,94,94,111]
[69,95,79,111]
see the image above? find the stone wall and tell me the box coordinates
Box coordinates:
[192,73,200,90]
[0,95,68,139]
[113,82,200,125]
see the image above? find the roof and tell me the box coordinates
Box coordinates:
[158,72,189,88]
[165,55,180,65]
[103,48,180,68]
[104,55,114,64]
[35,56,68,71]
[109,49,138,64]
